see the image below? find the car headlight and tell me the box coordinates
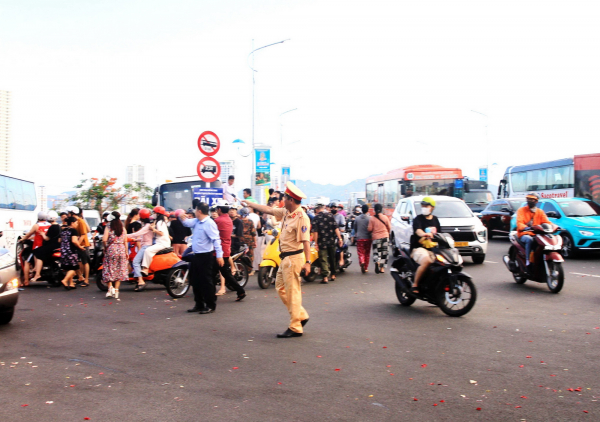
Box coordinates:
[4,278,19,291]
[579,230,594,237]
[476,229,487,243]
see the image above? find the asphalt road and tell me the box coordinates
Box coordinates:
[2,239,600,422]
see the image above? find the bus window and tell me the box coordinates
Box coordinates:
[376,184,384,203]
[5,177,23,210]
[547,166,572,189]
[0,176,8,209]
[527,169,547,191]
[21,181,37,211]
[384,180,397,208]
[511,172,527,193]
[366,183,376,203]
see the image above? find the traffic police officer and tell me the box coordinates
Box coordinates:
[243,182,311,338]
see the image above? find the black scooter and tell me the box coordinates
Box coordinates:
[390,233,477,317]
[19,240,62,287]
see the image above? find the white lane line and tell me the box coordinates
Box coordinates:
[570,272,600,278]
[485,261,498,264]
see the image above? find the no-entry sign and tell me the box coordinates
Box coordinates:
[197,157,221,183]
[198,131,220,157]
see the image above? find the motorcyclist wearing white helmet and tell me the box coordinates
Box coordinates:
[19,211,51,286]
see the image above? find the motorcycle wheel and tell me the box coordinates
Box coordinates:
[510,248,527,284]
[165,267,190,298]
[47,266,63,287]
[15,242,23,271]
[436,276,477,317]
[395,279,416,307]
[546,261,564,294]
[258,266,276,289]
[96,270,108,291]
[232,262,249,289]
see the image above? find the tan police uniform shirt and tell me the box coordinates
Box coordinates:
[272,207,310,253]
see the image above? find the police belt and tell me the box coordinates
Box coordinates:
[279,249,304,260]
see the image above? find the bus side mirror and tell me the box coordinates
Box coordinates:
[400,184,406,196]
[152,187,158,206]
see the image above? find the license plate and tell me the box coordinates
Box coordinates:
[455,241,469,247]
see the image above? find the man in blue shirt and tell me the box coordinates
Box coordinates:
[180,202,224,314]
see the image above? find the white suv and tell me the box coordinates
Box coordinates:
[390,195,488,264]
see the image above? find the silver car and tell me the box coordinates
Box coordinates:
[0,247,19,324]
[390,195,488,264]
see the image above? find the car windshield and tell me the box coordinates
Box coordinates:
[415,200,473,218]
[558,200,600,217]
[509,200,524,210]
[464,192,493,204]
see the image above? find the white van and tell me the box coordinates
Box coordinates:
[82,210,101,231]
[390,195,488,264]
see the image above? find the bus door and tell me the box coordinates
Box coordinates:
[376,183,384,204]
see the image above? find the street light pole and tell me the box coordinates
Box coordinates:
[247,39,290,201]
[471,110,489,180]
[279,108,297,185]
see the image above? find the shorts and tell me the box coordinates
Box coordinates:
[78,248,90,265]
[411,248,435,265]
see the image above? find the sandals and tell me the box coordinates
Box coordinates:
[410,287,420,295]
[216,290,227,296]
[134,283,147,292]
[79,282,89,287]
[235,293,246,302]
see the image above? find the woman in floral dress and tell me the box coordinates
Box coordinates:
[60,217,84,289]
[102,211,129,299]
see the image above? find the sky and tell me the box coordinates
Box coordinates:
[1,0,600,195]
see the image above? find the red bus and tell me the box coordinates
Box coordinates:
[366,164,464,216]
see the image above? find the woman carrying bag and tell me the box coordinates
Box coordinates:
[367,203,391,274]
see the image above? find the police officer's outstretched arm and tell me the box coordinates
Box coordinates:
[242,201,274,215]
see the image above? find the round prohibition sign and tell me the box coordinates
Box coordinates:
[197,157,221,183]
[198,131,221,156]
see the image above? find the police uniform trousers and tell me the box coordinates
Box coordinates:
[275,253,309,333]
[189,252,216,311]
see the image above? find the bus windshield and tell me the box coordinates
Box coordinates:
[558,200,600,217]
[415,200,473,218]
[464,191,493,204]
[159,182,199,211]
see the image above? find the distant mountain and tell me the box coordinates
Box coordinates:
[295,179,366,203]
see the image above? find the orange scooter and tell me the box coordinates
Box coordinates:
[96,246,190,298]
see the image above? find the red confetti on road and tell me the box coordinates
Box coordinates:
[421,364,427,368]
[526,356,532,358]
[21,404,28,407]
[334,368,341,371]
[520,396,528,399]
[383,346,387,349]
[433,403,438,406]
[140,313,144,315]
[476,407,481,411]
[413,398,418,401]
[232,367,239,370]
[440,400,445,403]
[515,406,522,408]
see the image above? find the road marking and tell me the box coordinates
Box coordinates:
[485,261,498,264]
[570,272,600,278]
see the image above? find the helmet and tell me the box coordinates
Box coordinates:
[526,193,539,200]
[328,202,337,209]
[37,211,47,220]
[421,196,436,207]
[67,205,80,214]
[215,199,230,207]
[153,206,168,216]
[102,211,110,217]
[46,211,58,221]
[239,207,250,217]
[338,203,344,209]
[139,209,151,220]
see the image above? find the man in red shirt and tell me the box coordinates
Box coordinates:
[213,200,246,301]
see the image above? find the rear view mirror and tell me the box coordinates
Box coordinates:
[400,184,407,196]
[546,211,560,219]
[500,207,511,213]
[400,214,411,222]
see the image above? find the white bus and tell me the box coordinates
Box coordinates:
[151,176,223,211]
[0,173,39,269]
[498,158,575,199]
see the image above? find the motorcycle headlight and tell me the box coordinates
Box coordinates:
[476,229,487,243]
[579,230,594,237]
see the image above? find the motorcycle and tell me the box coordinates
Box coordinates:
[390,233,477,317]
[230,244,252,289]
[337,231,352,272]
[96,247,190,298]
[258,229,281,289]
[18,239,62,287]
[502,224,565,293]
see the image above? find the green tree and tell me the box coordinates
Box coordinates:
[69,177,153,213]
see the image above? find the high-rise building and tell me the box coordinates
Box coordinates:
[126,165,145,184]
[0,90,11,172]
[219,160,235,184]
[36,185,47,213]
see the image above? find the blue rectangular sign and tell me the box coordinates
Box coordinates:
[192,187,223,206]
[255,149,271,186]
[479,167,488,182]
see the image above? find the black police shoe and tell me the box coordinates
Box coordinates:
[277,328,302,338]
